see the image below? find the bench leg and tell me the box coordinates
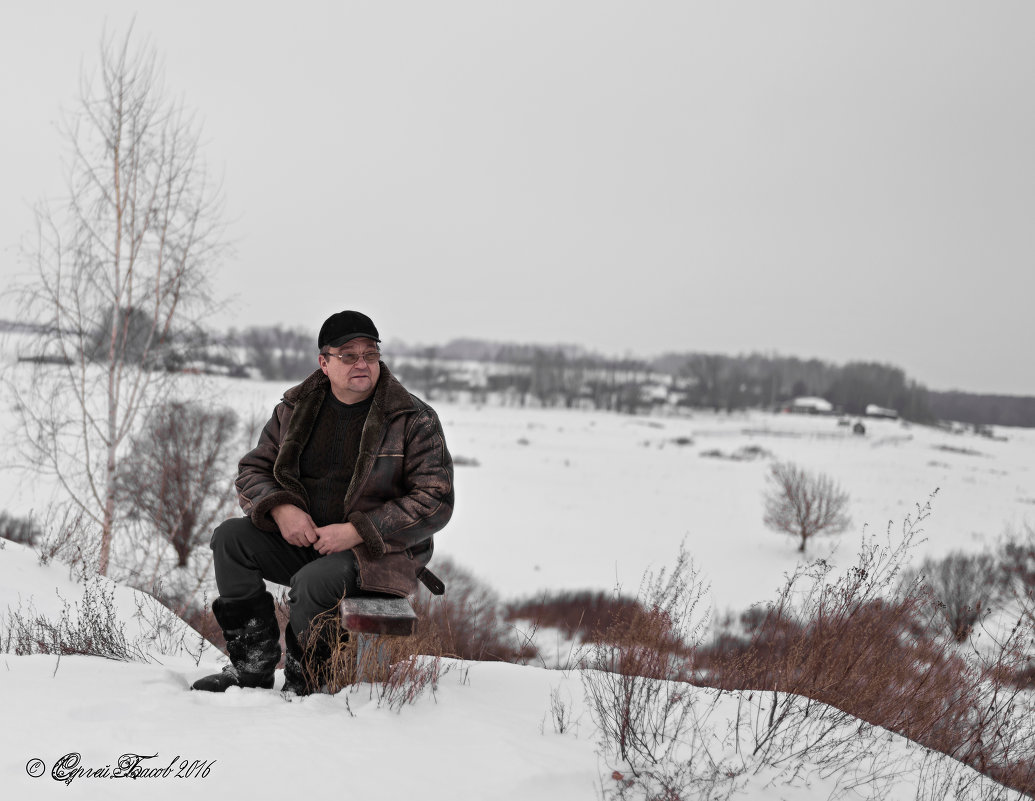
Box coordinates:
[354,633,393,682]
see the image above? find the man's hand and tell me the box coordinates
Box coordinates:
[271,504,319,547]
[313,523,364,555]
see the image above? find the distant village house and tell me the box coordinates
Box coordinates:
[784,397,835,415]
[865,404,899,420]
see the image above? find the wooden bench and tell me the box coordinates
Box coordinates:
[339,596,417,681]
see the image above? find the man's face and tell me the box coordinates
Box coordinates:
[319,337,381,403]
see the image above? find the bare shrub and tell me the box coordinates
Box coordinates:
[547,686,575,734]
[968,618,1035,792]
[234,325,315,381]
[999,521,1035,628]
[763,461,851,552]
[126,587,209,663]
[902,551,1000,642]
[504,589,645,644]
[701,512,942,716]
[2,573,210,665]
[584,546,710,765]
[584,549,748,799]
[411,557,535,663]
[698,497,1035,798]
[180,597,226,656]
[34,507,97,580]
[1,579,145,662]
[699,445,771,461]
[116,401,238,568]
[0,510,43,546]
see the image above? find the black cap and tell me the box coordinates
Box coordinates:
[318,310,381,350]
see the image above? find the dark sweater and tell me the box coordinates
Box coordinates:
[299,392,373,526]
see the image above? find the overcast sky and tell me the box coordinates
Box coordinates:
[2,1,1034,395]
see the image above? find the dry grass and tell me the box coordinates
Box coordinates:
[410,556,536,663]
[505,589,647,644]
[1,578,145,662]
[693,501,1035,798]
[291,602,448,710]
[571,498,1035,798]
[180,599,227,655]
[272,558,535,706]
[35,495,1023,793]
[582,546,738,799]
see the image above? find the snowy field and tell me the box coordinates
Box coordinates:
[1,357,1033,799]
[3,361,1033,617]
[434,399,1033,616]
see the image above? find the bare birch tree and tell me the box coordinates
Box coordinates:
[7,27,223,575]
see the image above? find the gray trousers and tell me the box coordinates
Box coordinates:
[210,516,370,636]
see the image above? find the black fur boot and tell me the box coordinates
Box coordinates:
[192,592,280,692]
[282,622,341,696]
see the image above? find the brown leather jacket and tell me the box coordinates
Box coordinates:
[235,363,454,597]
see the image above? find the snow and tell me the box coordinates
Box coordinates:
[0,531,1021,800]
[1,361,1033,798]
[0,650,598,800]
[433,401,1033,616]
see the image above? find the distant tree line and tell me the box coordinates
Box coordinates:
[660,352,936,423]
[410,347,934,421]
[229,325,314,381]
[9,317,1032,427]
[924,391,1035,429]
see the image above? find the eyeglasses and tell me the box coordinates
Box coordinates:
[321,350,381,366]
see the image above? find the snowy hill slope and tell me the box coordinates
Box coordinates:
[0,538,1025,801]
[0,538,203,661]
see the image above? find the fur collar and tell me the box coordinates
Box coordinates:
[282,363,416,418]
